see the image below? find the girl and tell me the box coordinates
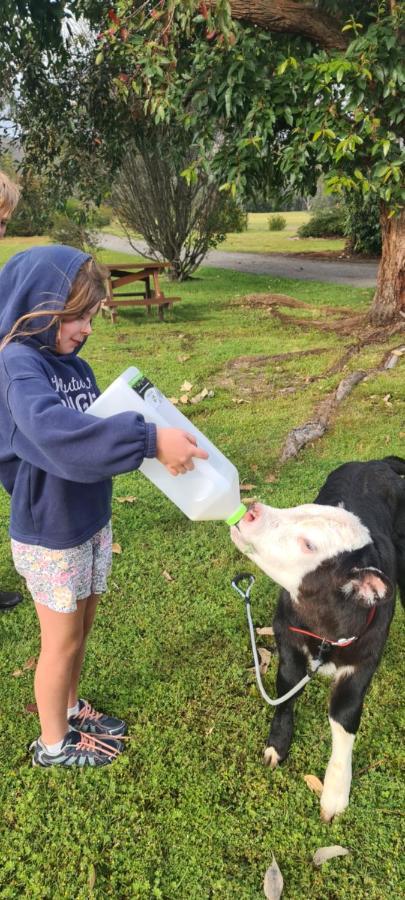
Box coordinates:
[0,244,208,767]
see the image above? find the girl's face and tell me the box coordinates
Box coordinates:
[55,302,100,354]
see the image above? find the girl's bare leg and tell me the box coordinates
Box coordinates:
[68,593,100,708]
[34,602,85,745]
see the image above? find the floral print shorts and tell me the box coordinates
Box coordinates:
[11,522,112,613]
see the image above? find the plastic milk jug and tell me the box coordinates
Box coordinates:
[86,366,247,524]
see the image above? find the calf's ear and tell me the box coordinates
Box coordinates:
[341,566,394,606]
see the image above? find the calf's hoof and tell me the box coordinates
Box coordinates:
[320,788,349,823]
[263,746,281,769]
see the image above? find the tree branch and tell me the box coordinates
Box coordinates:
[227,1,348,51]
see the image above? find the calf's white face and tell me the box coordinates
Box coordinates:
[231,502,371,600]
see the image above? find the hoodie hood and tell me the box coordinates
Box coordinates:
[0,244,91,349]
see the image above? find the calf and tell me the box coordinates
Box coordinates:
[231,456,405,821]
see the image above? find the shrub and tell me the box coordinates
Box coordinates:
[298,207,345,238]
[49,206,100,254]
[63,198,113,229]
[344,194,381,255]
[215,197,248,234]
[5,170,54,236]
[113,126,247,281]
[92,204,113,228]
[268,214,287,231]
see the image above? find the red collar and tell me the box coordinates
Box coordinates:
[288,605,376,648]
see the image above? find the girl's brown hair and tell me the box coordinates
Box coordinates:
[0,171,20,217]
[0,258,108,350]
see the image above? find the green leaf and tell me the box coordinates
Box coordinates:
[277,59,288,76]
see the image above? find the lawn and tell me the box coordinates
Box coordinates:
[0,238,403,899]
[103,211,347,255]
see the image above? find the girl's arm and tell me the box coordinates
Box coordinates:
[6,372,156,482]
[5,373,208,482]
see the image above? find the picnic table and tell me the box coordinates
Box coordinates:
[101,261,181,322]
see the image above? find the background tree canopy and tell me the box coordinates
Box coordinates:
[1,1,404,322]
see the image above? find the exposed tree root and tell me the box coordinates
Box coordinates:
[225,291,403,461]
[241,292,353,317]
[240,292,405,340]
[226,347,329,370]
[280,346,404,462]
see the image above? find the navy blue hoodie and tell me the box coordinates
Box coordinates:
[0,245,156,548]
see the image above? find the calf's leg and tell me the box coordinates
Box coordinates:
[321,669,372,822]
[264,645,307,768]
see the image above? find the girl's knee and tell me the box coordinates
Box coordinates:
[40,628,83,660]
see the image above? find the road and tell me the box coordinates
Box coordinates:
[99,234,379,287]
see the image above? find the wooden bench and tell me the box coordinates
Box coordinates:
[101,294,181,323]
[102,262,181,322]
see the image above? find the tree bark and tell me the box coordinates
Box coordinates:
[227,1,348,50]
[369,205,405,325]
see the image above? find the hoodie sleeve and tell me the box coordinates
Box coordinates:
[6,372,157,483]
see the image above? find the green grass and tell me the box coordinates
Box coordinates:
[0,240,403,899]
[103,211,347,255]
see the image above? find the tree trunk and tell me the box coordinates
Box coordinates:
[369,205,405,325]
[227,1,348,50]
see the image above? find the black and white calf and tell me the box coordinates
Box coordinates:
[231,456,405,822]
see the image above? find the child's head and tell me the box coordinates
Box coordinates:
[0,170,20,237]
[0,245,108,353]
[55,258,107,354]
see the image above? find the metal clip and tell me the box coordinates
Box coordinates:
[231,572,255,602]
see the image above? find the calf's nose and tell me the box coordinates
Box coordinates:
[242,502,261,524]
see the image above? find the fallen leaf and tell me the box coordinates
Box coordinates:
[256,626,274,636]
[243,497,257,504]
[12,669,23,678]
[383,393,392,406]
[313,846,350,867]
[258,647,272,674]
[23,657,37,671]
[88,863,96,890]
[115,496,137,504]
[241,483,256,491]
[190,388,209,404]
[391,347,405,356]
[232,397,249,404]
[399,432,405,438]
[162,570,174,582]
[25,703,38,714]
[303,774,323,797]
[180,380,193,392]
[251,464,258,472]
[179,394,189,404]
[169,397,179,405]
[112,543,122,554]
[177,355,191,363]
[246,647,273,676]
[265,473,278,483]
[263,854,283,899]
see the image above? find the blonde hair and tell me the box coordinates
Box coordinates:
[0,258,108,351]
[0,170,20,217]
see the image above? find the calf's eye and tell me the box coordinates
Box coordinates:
[298,536,317,553]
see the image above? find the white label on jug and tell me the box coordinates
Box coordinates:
[131,375,163,409]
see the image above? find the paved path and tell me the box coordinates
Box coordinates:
[100,233,379,287]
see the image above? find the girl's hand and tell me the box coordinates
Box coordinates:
[155,427,209,476]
